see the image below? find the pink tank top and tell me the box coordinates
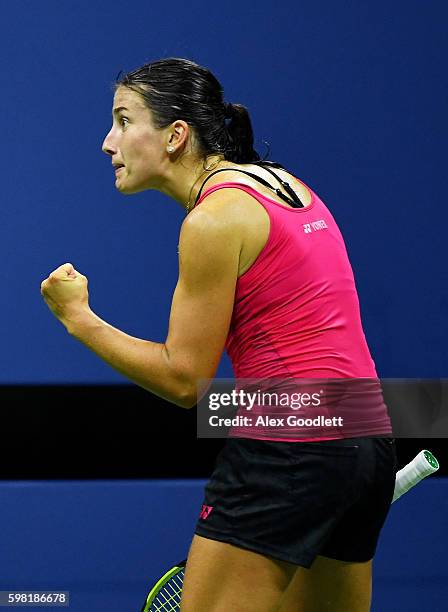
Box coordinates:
[195,179,392,441]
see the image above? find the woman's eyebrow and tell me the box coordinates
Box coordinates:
[112,106,129,115]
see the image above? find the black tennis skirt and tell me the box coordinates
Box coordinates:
[194,436,397,568]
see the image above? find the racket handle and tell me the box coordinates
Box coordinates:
[393,450,439,503]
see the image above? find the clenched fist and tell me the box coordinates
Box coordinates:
[41,263,90,329]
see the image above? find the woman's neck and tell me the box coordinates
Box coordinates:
[157,154,230,213]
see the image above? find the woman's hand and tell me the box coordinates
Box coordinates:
[41,263,91,330]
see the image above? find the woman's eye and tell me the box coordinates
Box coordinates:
[119,117,129,128]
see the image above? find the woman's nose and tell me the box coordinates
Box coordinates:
[102,129,116,156]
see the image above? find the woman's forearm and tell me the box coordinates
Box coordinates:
[65,308,195,408]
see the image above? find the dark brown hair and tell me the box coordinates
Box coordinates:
[116,57,261,163]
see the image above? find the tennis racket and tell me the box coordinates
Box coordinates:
[140,449,439,611]
[141,558,186,611]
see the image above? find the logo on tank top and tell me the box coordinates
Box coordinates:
[303,219,328,234]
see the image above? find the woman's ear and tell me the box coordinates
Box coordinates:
[169,120,189,150]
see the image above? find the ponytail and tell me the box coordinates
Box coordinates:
[222,103,261,163]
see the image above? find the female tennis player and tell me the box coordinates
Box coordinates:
[41,58,397,611]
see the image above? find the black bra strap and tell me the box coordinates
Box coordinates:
[254,163,304,207]
[193,165,304,209]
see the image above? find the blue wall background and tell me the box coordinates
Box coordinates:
[0,0,446,383]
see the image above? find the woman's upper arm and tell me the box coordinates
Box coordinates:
[164,200,241,402]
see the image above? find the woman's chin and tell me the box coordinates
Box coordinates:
[115,179,137,195]
[115,174,150,195]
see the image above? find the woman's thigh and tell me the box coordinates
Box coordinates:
[180,534,297,612]
[277,555,372,612]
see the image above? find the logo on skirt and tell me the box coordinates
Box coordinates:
[199,504,214,519]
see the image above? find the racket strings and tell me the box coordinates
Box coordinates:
[151,571,184,611]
